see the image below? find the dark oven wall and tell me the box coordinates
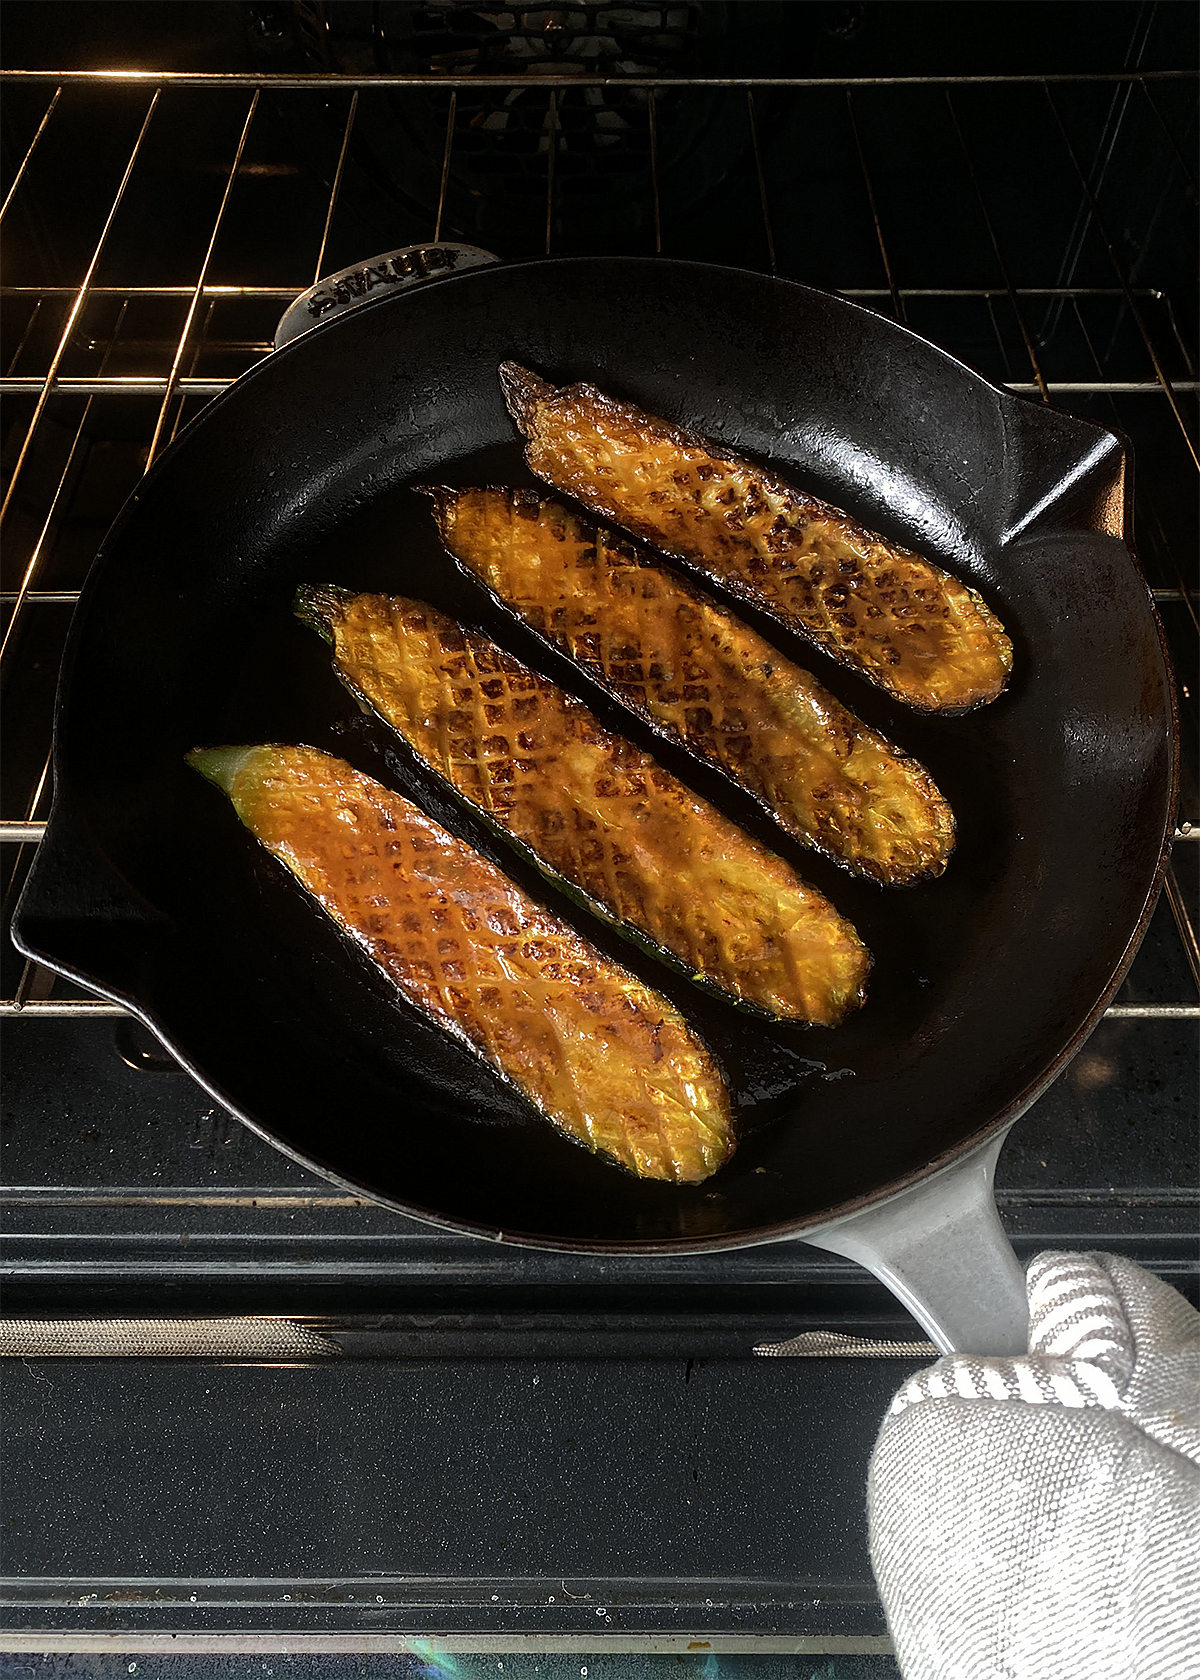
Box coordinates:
[0,0,1196,1662]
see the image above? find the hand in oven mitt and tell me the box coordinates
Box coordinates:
[868,1251,1200,1680]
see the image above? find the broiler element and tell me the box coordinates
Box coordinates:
[426,485,956,884]
[296,588,871,1026]
[499,362,1012,713]
[188,743,734,1183]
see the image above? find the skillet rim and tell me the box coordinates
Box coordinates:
[13,255,1181,1255]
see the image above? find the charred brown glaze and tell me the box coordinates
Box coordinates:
[427,485,956,884]
[188,744,734,1183]
[297,589,871,1026]
[499,363,1012,713]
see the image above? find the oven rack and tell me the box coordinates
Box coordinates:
[2,67,1197,1032]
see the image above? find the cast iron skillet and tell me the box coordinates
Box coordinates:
[14,256,1176,1351]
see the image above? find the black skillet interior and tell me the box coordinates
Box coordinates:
[14,258,1175,1249]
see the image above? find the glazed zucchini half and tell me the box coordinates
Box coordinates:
[295,588,870,1027]
[498,362,1013,715]
[187,743,733,1183]
[425,485,956,885]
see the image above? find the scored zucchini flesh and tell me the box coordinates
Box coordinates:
[426,485,956,885]
[187,743,734,1183]
[499,362,1013,715]
[296,588,871,1026]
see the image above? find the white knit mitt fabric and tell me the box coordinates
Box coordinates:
[869,1251,1200,1680]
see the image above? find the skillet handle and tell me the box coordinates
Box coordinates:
[805,1130,1029,1356]
[275,243,500,349]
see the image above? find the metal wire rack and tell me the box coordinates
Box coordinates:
[2,66,1197,1035]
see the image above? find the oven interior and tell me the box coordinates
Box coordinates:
[1,1,1196,1666]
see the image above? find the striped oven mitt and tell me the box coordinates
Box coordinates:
[868,1252,1200,1680]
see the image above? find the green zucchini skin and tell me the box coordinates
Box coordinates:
[296,586,871,1028]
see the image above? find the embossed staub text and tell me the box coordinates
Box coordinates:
[306,247,460,319]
